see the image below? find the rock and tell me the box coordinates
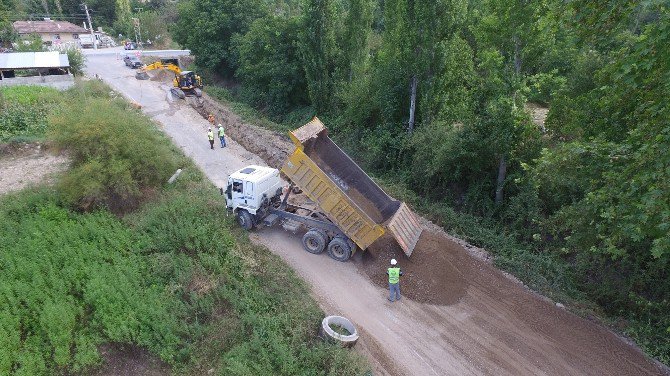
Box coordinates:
[556,302,565,309]
[167,168,182,184]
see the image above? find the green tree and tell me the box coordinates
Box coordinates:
[233,15,307,113]
[116,0,131,23]
[0,0,17,47]
[380,0,467,133]
[172,0,267,74]
[299,0,337,112]
[136,11,167,47]
[339,0,374,82]
[65,46,85,76]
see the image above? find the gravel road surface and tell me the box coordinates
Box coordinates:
[84,48,667,376]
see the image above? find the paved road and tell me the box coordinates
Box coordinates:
[84,51,668,376]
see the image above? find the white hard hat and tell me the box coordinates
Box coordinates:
[390,259,397,265]
[208,127,211,130]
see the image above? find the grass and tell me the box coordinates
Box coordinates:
[0,86,60,142]
[204,86,294,133]
[329,324,351,336]
[0,82,370,375]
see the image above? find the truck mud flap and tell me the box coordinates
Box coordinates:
[387,203,423,257]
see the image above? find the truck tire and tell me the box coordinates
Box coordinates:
[327,237,352,262]
[237,209,254,231]
[302,229,327,254]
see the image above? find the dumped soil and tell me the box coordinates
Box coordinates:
[93,343,170,376]
[193,93,293,169]
[359,231,470,305]
[148,69,175,83]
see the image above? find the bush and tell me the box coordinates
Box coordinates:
[49,98,182,212]
[0,86,59,141]
[65,47,86,76]
[0,190,186,374]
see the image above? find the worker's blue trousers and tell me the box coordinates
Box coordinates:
[389,282,401,301]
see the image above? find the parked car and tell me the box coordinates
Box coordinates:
[124,42,137,50]
[123,55,142,69]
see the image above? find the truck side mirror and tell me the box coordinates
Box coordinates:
[225,184,232,199]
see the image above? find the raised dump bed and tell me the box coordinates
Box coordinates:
[282,118,422,256]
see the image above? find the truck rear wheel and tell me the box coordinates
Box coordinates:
[327,237,352,262]
[302,229,327,254]
[237,209,254,231]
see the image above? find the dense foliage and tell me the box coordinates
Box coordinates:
[0,83,369,375]
[172,0,670,363]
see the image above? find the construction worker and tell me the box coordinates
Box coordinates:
[207,128,214,149]
[387,259,403,302]
[218,124,226,148]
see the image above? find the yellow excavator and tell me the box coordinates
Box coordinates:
[135,59,203,99]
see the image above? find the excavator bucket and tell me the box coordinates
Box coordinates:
[135,71,150,80]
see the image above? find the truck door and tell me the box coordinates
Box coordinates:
[232,179,245,205]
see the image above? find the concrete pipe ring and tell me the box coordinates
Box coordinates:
[320,316,359,348]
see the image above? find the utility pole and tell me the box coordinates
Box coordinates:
[133,7,143,49]
[82,3,96,49]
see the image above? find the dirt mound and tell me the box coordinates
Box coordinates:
[149,69,174,83]
[193,93,293,169]
[359,231,470,305]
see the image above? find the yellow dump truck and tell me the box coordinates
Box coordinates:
[224,118,422,261]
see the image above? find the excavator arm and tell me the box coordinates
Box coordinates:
[135,61,182,80]
[133,59,204,98]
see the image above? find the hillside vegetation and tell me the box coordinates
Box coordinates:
[0,82,368,375]
[170,0,670,364]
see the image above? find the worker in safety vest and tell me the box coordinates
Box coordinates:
[218,124,226,148]
[387,259,403,302]
[207,128,215,149]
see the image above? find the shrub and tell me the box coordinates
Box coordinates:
[0,86,59,141]
[65,47,86,76]
[0,191,185,374]
[49,98,181,212]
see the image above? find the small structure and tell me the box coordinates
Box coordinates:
[13,19,88,48]
[0,51,73,90]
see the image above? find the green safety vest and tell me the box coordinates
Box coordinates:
[218,127,225,137]
[207,131,214,140]
[388,268,400,284]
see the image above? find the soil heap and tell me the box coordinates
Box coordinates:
[359,231,471,305]
[148,69,174,83]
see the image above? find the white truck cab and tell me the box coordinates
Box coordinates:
[225,165,283,218]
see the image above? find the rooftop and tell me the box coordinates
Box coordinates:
[13,20,88,34]
[0,52,70,70]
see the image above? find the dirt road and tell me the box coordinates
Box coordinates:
[84,48,667,376]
